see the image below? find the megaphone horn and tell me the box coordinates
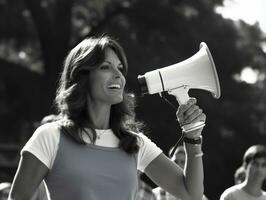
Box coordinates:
[137,42,221,132]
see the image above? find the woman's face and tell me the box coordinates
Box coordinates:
[87,47,126,105]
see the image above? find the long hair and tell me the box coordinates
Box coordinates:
[55,35,142,154]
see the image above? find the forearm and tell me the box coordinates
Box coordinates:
[8,176,37,200]
[183,142,204,200]
[8,187,33,200]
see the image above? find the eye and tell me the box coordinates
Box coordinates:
[118,65,125,74]
[100,64,110,70]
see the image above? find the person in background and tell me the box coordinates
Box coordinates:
[153,145,186,200]
[0,182,11,200]
[220,144,266,200]
[136,172,156,200]
[8,35,206,200]
[234,166,246,185]
[153,145,208,200]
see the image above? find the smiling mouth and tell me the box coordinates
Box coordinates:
[108,84,121,89]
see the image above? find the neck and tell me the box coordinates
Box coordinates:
[243,179,263,197]
[86,101,111,129]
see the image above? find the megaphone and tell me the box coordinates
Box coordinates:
[137,42,221,133]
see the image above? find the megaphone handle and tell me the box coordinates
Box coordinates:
[168,88,205,133]
[168,87,190,105]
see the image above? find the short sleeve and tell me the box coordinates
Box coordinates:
[137,133,163,172]
[21,122,60,169]
[219,188,234,200]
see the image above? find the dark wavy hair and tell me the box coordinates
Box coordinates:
[55,35,142,154]
[243,144,266,168]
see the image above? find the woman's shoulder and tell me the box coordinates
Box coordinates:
[22,121,61,170]
[34,121,61,136]
[129,131,149,145]
[129,131,149,138]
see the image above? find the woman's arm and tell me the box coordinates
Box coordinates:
[145,98,205,200]
[8,152,49,200]
[145,144,203,200]
[145,152,191,199]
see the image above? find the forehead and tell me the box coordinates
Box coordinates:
[251,157,266,163]
[104,48,121,65]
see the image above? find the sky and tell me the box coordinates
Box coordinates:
[215,0,266,33]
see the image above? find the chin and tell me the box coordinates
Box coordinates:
[109,96,123,105]
[115,97,124,104]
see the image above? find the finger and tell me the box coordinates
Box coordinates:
[177,104,189,114]
[184,105,200,118]
[178,98,197,112]
[176,98,199,125]
[176,100,197,121]
[188,97,197,105]
[183,106,202,122]
[189,113,206,124]
[183,110,205,125]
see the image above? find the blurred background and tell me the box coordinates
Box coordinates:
[0,0,265,199]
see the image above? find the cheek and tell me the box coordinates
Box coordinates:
[86,77,104,99]
[122,76,126,87]
[88,72,104,89]
[261,167,266,174]
[245,166,252,175]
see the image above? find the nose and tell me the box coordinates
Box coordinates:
[113,68,122,79]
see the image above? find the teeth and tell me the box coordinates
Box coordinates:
[108,84,121,89]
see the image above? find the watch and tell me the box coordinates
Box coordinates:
[183,136,202,145]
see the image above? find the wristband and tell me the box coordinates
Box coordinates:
[194,152,204,158]
[183,136,202,145]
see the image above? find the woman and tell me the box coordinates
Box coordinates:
[9,36,205,200]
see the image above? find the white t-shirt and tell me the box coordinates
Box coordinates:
[220,184,266,200]
[21,121,162,172]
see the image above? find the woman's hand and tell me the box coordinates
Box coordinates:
[176,98,206,139]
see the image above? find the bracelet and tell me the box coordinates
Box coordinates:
[183,136,202,145]
[194,152,204,158]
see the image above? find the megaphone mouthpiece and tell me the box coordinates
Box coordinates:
[137,75,148,95]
